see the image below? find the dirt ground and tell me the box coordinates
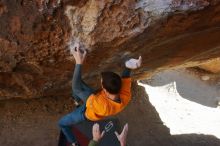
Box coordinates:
[0,82,220,146]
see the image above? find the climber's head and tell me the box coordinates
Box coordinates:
[101,72,122,95]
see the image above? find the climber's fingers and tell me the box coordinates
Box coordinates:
[83,49,87,59]
[114,131,120,139]
[122,123,128,135]
[137,56,142,67]
[75,46,80,53]
[74,42,80,51]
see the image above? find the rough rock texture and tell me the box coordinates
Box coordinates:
[1,83,220,146]
[0,0,220,100]
[198,58,220,73]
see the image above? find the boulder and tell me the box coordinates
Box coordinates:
[0,0,220,100]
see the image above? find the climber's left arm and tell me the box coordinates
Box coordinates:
[121,56,142,78]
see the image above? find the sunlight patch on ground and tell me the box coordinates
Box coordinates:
[139,70,220,139]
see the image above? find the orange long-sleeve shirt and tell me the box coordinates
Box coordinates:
[85,78,131,121]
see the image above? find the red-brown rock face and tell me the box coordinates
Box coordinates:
[199,58,220,73]
[0,0,220,100]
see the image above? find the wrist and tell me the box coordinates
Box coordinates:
[75,62,83,65]
[75,62,82,64]
[89,140,99,146]
[93,138,99,142]
[120,142,126,146]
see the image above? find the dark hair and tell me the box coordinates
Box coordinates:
[101,72,122,94]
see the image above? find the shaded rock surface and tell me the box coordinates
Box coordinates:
[198,57,220,73]
[0,0,220,100]
[1,83,220,146]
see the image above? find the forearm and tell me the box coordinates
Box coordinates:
[73,64,82,79]
[88,140,99,146]
[72,64,82,88]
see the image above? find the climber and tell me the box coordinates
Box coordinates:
[58,42,142,146]
[88,123,128,146]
